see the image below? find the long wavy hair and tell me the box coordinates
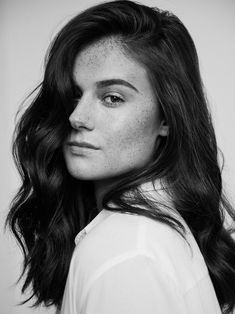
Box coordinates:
[6,0,235,313]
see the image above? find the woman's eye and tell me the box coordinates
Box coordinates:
[72,94,81,108]
[72,86,82,103]
[103,95,124,106]
[73,93,81,101]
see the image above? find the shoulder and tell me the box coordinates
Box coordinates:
[72,211,145,275]
[72,211,208,288]
[62,211,220,314]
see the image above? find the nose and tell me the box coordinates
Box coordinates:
[69,94,95,130]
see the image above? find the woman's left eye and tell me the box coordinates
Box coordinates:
[103,95,124,107]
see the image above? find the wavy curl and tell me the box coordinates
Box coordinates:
[6,1,235,313]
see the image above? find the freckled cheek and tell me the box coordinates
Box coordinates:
[104,114,154,154]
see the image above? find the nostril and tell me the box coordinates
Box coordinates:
[69,113,93,130]
[69,117,83,130]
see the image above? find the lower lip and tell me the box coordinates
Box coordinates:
[68,145,98,155]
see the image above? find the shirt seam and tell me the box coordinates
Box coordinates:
[182,270,210,296]
[79,249,156,311]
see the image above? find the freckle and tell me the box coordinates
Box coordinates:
[76,36,124,68]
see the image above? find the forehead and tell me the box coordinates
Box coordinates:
[76,37,122,64]
[73,37,148,84]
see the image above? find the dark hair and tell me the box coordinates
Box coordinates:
[6,0,235,313]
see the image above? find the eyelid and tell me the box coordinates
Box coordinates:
[73,85,82,98]
[72,88,125,107]
[73,91,82,98]
[104,92,124,100]
[103,93,125,107]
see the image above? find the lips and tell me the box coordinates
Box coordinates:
[67,141,99,150]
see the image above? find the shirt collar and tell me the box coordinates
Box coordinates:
[74,209,114,245]
[74,178,172,246]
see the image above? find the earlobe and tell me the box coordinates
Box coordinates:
[159,120,169,136]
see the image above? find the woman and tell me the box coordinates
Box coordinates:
[7,0,235,313]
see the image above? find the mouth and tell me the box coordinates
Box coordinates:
[67,141,100,150]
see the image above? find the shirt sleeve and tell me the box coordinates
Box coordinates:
[80,253,188,314]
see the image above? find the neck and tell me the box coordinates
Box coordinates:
[93,178,119,212]
[93,172,131,211]
[93,176,166,212]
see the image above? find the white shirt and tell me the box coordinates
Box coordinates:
[60,181,222,314]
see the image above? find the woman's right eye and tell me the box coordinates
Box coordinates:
[72,86,82,103]
[73,92,82,105]
[74,95,81,101]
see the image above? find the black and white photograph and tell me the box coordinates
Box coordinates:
[1,0,235,313]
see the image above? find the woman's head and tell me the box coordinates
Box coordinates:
[63,37,168,184]
[45,0,214,188]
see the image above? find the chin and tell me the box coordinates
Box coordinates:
[66,165,105,181]
[66,164,123,182]
[64,155,96,180]
[67,168,96,180]
[64,155,129,181]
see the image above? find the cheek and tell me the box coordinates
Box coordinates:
[105,107,158,159]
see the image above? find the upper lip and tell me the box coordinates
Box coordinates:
[68,141,99,150]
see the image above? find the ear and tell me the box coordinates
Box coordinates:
[158,120,169,137]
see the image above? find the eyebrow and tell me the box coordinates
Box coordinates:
[95,79,139,93]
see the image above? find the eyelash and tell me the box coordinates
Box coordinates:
[73,94,124,107]
[103,95,124,107]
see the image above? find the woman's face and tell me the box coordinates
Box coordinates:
[63,38,167,182]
